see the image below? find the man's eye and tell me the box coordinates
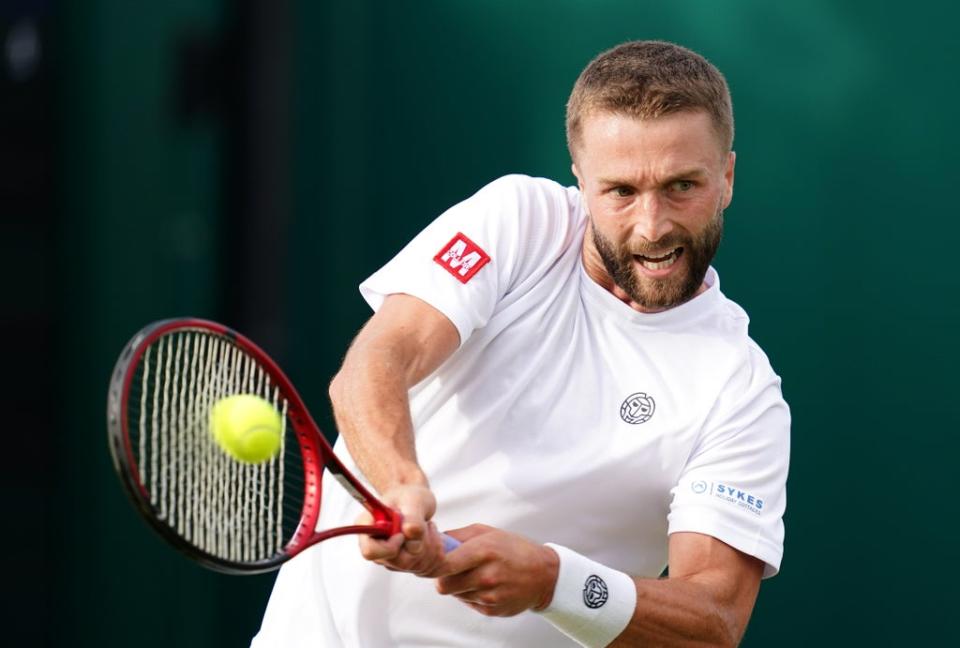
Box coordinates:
[613,186,633,197]
[670,180,695,192]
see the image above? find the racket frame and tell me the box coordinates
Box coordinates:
[107,318,402,574]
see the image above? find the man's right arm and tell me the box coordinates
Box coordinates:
[328,292,460,573]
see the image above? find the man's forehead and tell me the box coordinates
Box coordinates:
[577,109,727,166]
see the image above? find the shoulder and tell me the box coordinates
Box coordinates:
[403,174,582,255]
[724,300,781,385]
[477,173,573,198]
[457,174,585,280]
[693,286,787,412]
[709,315,790,449]
[469,174,582,225]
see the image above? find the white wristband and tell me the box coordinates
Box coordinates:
[536,543,637,648]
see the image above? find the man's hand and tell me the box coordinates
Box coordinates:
[331,294,460,577]
[356,483,447,576]
[433,524,560,617]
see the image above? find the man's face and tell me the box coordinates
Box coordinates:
[573,110,735,312]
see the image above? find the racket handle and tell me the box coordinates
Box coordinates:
[441,533,461,552]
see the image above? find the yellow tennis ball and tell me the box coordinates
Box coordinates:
[209,394,282,463]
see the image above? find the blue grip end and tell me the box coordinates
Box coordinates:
[441,534,461,552]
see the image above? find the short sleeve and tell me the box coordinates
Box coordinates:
[360,175,579,346]
[668,345,791,577]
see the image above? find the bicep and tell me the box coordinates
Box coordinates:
[668,532,764,641]
[347,293,460,388]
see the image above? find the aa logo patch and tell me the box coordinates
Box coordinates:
[433,232,491,283]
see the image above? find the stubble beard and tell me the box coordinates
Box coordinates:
[591,209,724,311]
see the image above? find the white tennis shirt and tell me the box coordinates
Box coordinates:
[253,175,790,647]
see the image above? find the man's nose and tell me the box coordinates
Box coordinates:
[630,191,673,243]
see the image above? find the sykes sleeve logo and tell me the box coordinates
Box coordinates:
[433,232,491,284]
[690,480,765,516]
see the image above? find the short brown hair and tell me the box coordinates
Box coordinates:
[566,41,734,158]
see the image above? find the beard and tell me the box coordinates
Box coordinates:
[591,208,724,310]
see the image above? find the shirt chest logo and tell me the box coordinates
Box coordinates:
[620,392,656,424]
[433,232,491,283]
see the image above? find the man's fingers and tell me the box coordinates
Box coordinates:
[444,523,493,544]
[356,509,406,560]
[441,579,502,612]
[356,486,448,574]
[461,598,511,618]
[436,569,478,596]
[402,517,427,546]
[359,532,404,561]
[433,541,492,582]
[360,521,449,576]
[392,485,436,537]
[463,600,497,617]
[397,497,430,554]
[431,528,493,579]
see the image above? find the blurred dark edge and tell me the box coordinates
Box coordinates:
[220,0,291,356]
[0,0,57,643]
[170,0,293,351]
[1,0,291,645]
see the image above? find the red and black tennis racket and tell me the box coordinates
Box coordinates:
[107,318,456,575]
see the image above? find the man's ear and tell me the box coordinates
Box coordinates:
[722,151,736,209]
[571,162,584,192]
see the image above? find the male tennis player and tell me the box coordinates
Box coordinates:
[255,40,790,647]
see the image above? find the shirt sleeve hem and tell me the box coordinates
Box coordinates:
[358,281,473,348]
[668,507,783,578]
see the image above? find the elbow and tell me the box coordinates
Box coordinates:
[718,633,739,648]
[708,610,742,648]
[690,601,740,648]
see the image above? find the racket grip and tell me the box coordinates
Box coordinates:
[441,533,461,552]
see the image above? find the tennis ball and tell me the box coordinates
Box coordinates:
[209,394,282,463]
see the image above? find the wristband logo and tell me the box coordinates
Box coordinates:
[620,392,655,424]
[583,575,608,609]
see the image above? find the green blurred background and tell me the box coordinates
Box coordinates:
[4,0,957,645]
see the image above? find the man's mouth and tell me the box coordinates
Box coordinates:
[634,247,683,271]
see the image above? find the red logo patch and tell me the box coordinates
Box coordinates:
[433,232,491,284]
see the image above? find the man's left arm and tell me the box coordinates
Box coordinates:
[434,527,762,648]
[612,531,762,647]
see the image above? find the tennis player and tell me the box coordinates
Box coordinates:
[254,40,790,647]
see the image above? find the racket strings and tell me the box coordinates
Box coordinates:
[126,330,305,564]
